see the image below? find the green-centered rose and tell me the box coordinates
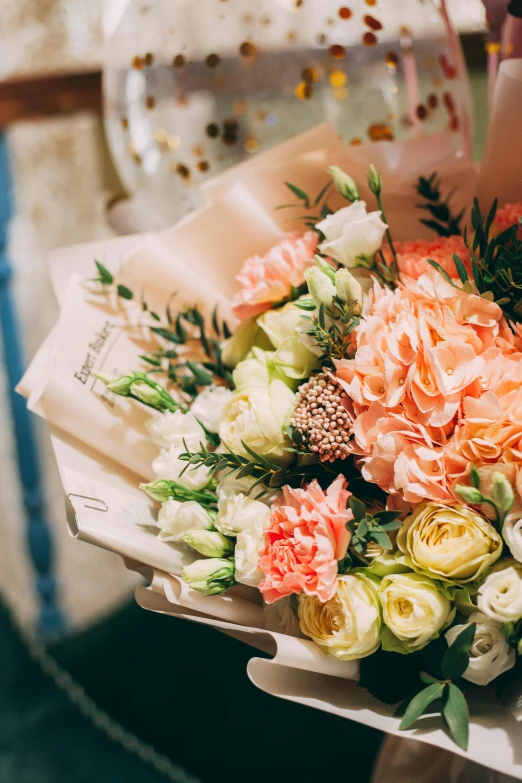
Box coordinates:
[220,379,295,466]
[397,502,502,585]
[380,572,454,652]
[299,573,382,660]
[258,298,319,381]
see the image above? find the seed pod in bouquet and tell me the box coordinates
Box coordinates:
[290,373,352,462]
[181,558,236,596]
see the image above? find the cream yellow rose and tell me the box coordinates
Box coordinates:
[397,502,502,584]
[298,573,381,660]
[380,572,454,652]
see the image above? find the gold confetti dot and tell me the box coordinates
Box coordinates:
[239,41,256,58]
[245,137,259,153]
[333,87,349,101]
[363,32,377,47]
[167,135,181,150]
[206,123,220,139]
[486,41,501,55]
[144,52,154,66]
[129,143,142,164]
[416,104,428,121]
[132,55,144,70]
[145,95,156,110]
[385,51,399,68]
[364,12,382,27]
[330,44,346,60]
[197,160,210,172]
[295,81,314,100]
[302,67,319,83]
[154,128,168,145]
[427,93,439,110]
[350,137,363,146]
[329,70,347,89]
[192,144,204,157]
[368,123,394,141]
[338,7,352,19]
[365,0,377,5]
[287,30,298,43]
[176,163,191,180]
[233,99,247,115]
[206,53,220,68]
[120,117,129,130]
[317,33,327,45]
[173,54,186,69]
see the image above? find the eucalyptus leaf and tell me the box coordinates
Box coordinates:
[443,684,469,750]
[399,683,446,730]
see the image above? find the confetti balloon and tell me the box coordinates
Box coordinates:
[104,0,472,225]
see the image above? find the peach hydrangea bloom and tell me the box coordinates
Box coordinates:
[334,269,516,503]
[231,231,318,320]
[259,475,352,604]
[383,236,471,281]
[493,201,522,238]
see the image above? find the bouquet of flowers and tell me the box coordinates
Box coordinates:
[19,61,522,778]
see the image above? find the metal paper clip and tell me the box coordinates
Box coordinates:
[67,493,108,512]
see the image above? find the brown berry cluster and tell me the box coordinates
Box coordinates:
[290,373,352,463]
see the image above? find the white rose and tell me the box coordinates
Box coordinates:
[146,410,206,450]
[263,596,303,638]
[380,572,454,651]
[190,386,233,434]
[317,201,387,268]
[219,380,295,466]
[502,511,522,563]
[445,612,516,686]
[152,446,211,491]
[234,522,268,587]
[157,499,213,543]
[215,492,271,536]
[478,566,522,623]
[298,574,382,660]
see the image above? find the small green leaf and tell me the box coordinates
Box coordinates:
[470,465,481,489]
[452,254,469,284]
[420,672,441,686]
[117,284,133,300]
[284,181,310,207]
[400,683,446,730]
[186,361,213,386]
[313,180,332,207]
[427,259,455,285]
[443,684,469,750]
[95,260,113,284]
[441,623,476,680]
[151,326,183,344]
[349,497,366,522]
[455,484,483,505]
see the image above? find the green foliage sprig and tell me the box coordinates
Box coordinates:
[297,297,360,363]
[275,181,333,234]
[347,498,403,555]
[90,261,233,395]
[398,623,476,750]
[415,173,464,237]
[455,465,514,528]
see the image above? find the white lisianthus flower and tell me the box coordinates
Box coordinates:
[190,386,233,433]
[502,511,522,563]
[298,574,382,660]
[146,410,206,450]
[220,380,295,466]
[445,612,516,686]
[380,572,454,651]
[152,446,211,491]
[182,558,235,596]
[215,492,271,537]
[263,596,303,638]
[478,566,522,623]
[234,521,268,587]
[317,201,387,268]
[157,499,213,543]
[258,299,318,381]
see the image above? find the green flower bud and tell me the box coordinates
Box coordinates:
[98,373,134,396]
[304,265,336,310]
[367,164,382,197]
[328,166,360,202]
[140,480,175,503]
[131,379,164,407]
[335,269,363,314]
[182,558,236,596]
[455,484,484,505]
[183,529,234,558]
[491,472,515,515]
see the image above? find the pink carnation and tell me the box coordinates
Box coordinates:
[259,475,352,604]
[384,236,471,281]
[231,231,318,320]
[493,201,522,238]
